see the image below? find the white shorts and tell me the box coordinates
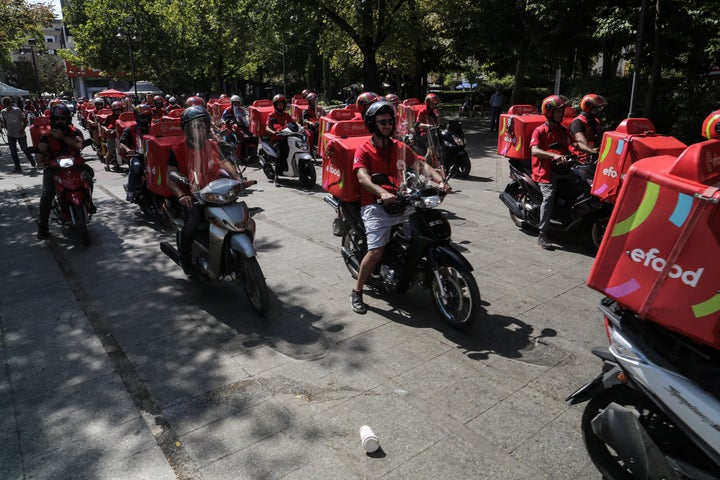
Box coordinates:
[361,203,411,250]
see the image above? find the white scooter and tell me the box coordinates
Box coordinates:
[567,299,720,479]
[257,122,316,187]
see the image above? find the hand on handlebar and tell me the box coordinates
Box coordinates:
[377,191,397,204]
[179,195,193,208]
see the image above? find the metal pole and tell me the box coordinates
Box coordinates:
[127,39,138,100]
[30,48,39,93]
[628,0,649,118]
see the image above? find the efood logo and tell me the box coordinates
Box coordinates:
[629,248,704,287]
[325,163,341,178]
[602,166,618,178]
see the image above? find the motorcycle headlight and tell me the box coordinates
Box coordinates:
[608,326,644,364]
[454,137,465,146]
[199,185,241,204]
[58,157,75,168]
[412,195,441,209]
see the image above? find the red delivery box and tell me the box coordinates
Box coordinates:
[30,116,51,146]
[144,119,184,198]
[497,105,545,161]
[587,139,720,349]
[290,98,308,123]
[321,134,369,202]
[248,99,274,137]
[318,109,358,157]
[591,118,687,204]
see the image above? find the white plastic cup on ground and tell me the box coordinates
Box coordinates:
[360,425,380,453]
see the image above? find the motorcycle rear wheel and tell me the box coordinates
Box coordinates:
[71,204,90,246]
[590,215,609,250]
[236,256,270,317]
[454,151,471,178]
[430,262,479,328]
[299,161,316,188]
[342,233,362,279]
[507,182,529,228]
[582,386,679,480]
[260,155,275,180]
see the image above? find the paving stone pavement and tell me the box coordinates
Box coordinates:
[0,114,606,479]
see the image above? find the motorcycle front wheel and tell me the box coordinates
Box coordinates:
[235,256,270,317]
[590,214,610,250]
[430,262,479,328]
[260,154,275,180]
[454,151,472,178]
[71,204,90,246]
[582,386,680,480]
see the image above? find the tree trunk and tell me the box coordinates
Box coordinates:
[216,54,224,94]
[643,0,662,120]
[510,44,528,105]
[361,45,380,92]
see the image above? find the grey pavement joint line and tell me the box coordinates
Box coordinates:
[0,313,27,477]
[17,186,203,480]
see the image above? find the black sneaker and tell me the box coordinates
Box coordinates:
[37,227,51,240]
[351,290,367,314]
[537,233,554,251]
[29,158,36,167]
[14,167,22,173]
[87,203,97,214]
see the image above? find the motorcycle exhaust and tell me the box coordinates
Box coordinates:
[160,241,180,265]
[324,195,339,210]
[499,191,526,220]
[341,246,360,271]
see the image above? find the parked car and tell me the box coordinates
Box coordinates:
[59,99,75,114]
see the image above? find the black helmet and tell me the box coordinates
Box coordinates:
[181,105,210,129]
[50,103,72,129]
[364,101,396,135]
[134,104,152,134]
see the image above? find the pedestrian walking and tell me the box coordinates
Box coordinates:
[1,96,36,172]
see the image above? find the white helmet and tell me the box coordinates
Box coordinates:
[168,96,177,104]
[230,95,241,104]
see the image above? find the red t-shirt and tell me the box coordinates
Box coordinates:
[416,106,439,135]
[265,111,294,132]
[530,121,572,183]
[352,138,419,207]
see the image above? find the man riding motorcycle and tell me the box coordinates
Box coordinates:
[36,104,95,239]
[264,94,294,175]
[101,100,125,171]
[166,106,241,275]
[120,104,153,202]
[568,94,606,163]
[414,93,441,155]
[350,100,448,314]
[530,94,581,250]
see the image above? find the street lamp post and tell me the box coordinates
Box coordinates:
[116,16,138,100]
[27,38,40,94]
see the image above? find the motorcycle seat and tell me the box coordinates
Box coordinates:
[509,159,532,176]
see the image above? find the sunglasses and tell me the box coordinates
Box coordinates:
[375,118,395,126]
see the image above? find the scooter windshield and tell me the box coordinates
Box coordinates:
[184,120,225,193]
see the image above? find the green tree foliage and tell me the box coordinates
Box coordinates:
[0,0,54,64]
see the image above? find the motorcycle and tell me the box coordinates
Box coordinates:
[405,123,471,178]
[567,298,720,480]
[257,122,316,188]
[324,166,480,328]
[49,155,95,245]
[122,149,172,225]
[498,154,611,249]
[160,171,271,317]
[221,108,259,166]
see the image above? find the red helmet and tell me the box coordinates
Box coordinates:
[701,110,720,140]
[541,95,570,119]
[424,93,439,106]
[356,91,379,116]
[134,104,153,131]
[111,100,124,111]
[580,94,607,113]
[185,96,206,107]
[272,94,287,112]
[153,95,164,106]
[385,93,400,107]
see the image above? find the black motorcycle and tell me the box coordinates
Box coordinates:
[499,156,611,248]
[324,168,480,328]
[407,123,471,178]
[123,152,173,225]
